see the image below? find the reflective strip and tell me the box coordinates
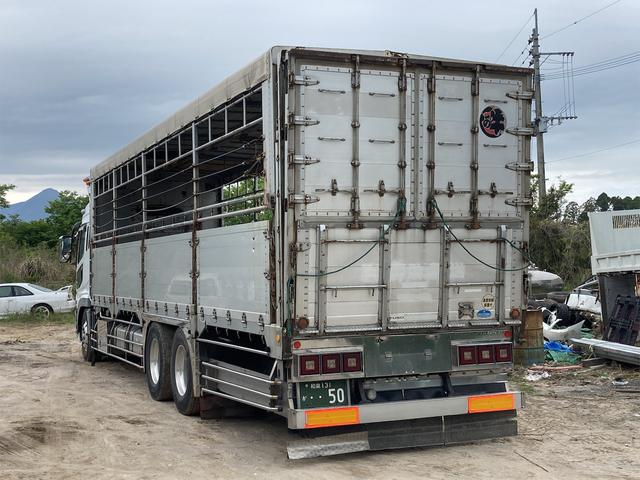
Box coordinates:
[468,393,515,414]
[304,407,360,429]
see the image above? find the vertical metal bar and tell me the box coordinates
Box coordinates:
[191,122,201,396]
[191,123,199,335]
[469,66,480,228]
[349,55,362,229]
[140,152,147,313]
[397,59,408,224]
[111,169,117,316]
[412,68,421,218]
[495,226,507,322]
[439,226,450,327]
[379,225,391,330]
[426,63,437,223]
[316,225,328,335]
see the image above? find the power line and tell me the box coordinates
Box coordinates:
[547,138,640,163]
[541,50,640,80]
[495,11,535,63]
[541,0,623,40]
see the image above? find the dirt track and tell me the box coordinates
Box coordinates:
[0,323,638,479]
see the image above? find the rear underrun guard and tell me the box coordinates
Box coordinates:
[287,410,517,459]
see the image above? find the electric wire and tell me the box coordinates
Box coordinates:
[541,50,640,80]
[546,138,640,163]
[541,0,622,40]
[430,199,532,272]
[495,11,535,63]
[296,199,406,278]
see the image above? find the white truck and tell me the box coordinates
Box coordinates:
[61,46,533,458]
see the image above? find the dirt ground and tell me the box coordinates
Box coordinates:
[0,323,638,480]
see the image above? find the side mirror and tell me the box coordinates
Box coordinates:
[58,235,72,263]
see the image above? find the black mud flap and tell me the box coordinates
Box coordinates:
[287,411,517,459]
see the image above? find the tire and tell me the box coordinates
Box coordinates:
[31,304,53,319]
[171,328,200,416]
[80,309,95,363]
[550,302,571,325]
[145,323,173,401]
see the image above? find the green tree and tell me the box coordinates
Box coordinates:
[45,190,89,240]
[0,184,15,218]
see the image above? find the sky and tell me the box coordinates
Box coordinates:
[1,0,638,204]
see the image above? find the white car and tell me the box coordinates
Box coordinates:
[0,283,76,317]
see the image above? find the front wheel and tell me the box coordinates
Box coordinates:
[171,328,200,416]
[80,309,95,363]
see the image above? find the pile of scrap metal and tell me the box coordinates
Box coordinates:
[567,210,640,367]
[528,274,601,342]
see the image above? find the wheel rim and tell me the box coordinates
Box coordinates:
[34,306,49,319]
[149,337,161,385]
[174,344,188,397]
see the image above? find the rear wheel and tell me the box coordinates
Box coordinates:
[145,323,173,401]
[31,304,52,319]
[171,328,200,416]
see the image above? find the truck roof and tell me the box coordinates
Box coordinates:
[91,46,532,179]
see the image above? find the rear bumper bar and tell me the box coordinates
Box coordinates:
[286,391,522,429]
[287,409,519,459]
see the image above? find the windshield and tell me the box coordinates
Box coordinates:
[28,284,52,292]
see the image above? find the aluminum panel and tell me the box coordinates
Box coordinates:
[115,241,141,300]
[477,79,521,217]
[388,229,441,325]
[145,232,192,307]
[589,209,640,274]
[197,221,270,318]
[300,66,353,216]
[92,246,112,298]
[432,76,473,217]
[358,71,412,216]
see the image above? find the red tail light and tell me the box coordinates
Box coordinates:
[342,352,362,372]
[477,345,495,364]
[299,355,320,375]
[458,346,477,365]
[495,343,513,363]
[321,354,341,374]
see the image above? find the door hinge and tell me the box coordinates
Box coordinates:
[288,154,320,166]
[289,74,319,86]
[505,196,534,207]
[288,114,320,126]
[506,127,535,136]
[288,193,320,206]
[505,161,535,172]
[506,90,534,101]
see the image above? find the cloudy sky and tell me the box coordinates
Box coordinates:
[1,0,638,204]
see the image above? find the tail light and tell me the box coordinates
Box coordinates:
[342,352,362,373]
[495,343,513,363]
[458,346,477,365]
[477,345,495,364]
[299,355,320,375]
[456,342,513,366]
[321,354,341,374]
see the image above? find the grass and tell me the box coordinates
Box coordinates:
[0,311,75,326]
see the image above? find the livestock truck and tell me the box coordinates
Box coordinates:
[60,46,533,458]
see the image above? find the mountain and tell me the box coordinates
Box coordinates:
[0,188,60,221]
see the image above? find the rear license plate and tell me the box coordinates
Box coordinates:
[299,380,349,409]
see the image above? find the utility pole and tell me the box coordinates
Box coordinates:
[531,8,547,200]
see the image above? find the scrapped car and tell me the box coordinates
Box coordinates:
[0,283,75,317]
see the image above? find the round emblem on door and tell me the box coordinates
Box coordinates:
[479,106,505,138]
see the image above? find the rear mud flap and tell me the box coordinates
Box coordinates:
[287,410,517,459]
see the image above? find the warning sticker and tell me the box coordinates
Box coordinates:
[482,294,495,309]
